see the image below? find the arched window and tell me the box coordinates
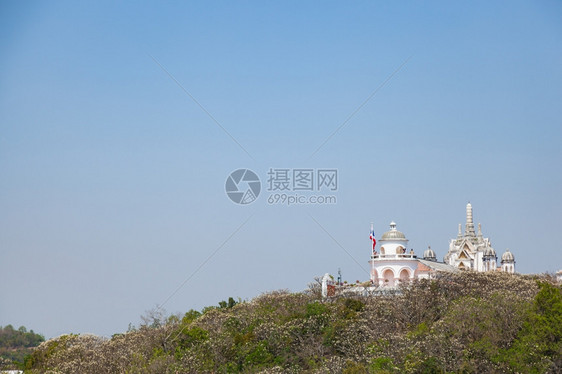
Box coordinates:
[382,269,395,287]
[399,269,410,283]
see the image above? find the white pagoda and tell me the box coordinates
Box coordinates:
[444,203,515,273]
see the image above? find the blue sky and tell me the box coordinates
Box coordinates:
[1,1,561,338]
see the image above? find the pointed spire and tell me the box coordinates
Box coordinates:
[465,202,476,237]
[457,223,462,238]
[478,223,483,237]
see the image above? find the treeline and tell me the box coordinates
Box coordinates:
[24,272,561,373]
[0,325,44,369]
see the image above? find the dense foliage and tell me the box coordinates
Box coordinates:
[0,325,44,369]
[24,272,561,373]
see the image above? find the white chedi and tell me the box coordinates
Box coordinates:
[444,203,515,273]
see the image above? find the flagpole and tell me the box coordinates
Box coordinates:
[369,222,375,283]
[370,222,374,254]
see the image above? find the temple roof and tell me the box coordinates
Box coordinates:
[418,259,459,273]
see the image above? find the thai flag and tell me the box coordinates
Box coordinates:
[370,224,376,253]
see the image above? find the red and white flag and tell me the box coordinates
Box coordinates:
[370,223,376,254]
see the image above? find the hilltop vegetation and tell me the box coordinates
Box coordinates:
[0,325,44,369]
[24,272,561,373]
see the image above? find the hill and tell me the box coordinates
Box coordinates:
[24,272,561,373]
[0,325,44,370]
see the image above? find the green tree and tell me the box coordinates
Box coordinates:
[501,282,562,373]
[0,325,45,369]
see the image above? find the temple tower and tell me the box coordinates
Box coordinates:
[465,202,476,237]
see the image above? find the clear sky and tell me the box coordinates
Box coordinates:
[1,1,561,338]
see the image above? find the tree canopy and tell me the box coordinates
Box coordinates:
[0,325,44,369]
[22,272,562,373]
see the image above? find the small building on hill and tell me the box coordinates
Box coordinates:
[368,221,457,287]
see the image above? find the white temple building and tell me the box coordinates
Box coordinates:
[321,203,517,296]
[368,221,457,287]
[444,203,515,273]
